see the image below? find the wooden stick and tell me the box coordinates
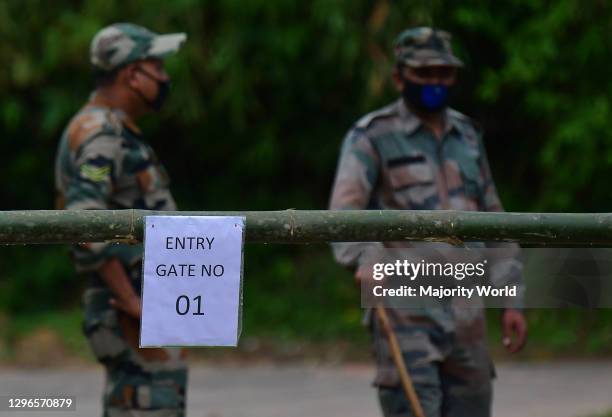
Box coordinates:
[376,306,426,417]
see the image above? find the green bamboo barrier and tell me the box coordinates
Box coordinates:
[0,210,610,245]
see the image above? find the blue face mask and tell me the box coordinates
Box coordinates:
[402,80,450,113]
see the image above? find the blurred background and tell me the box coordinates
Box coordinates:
[1,0,612,375]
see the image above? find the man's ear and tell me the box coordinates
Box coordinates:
[391,65,404,92]
[122,64,140,88]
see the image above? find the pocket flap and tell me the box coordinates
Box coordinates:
[387,155,434,189]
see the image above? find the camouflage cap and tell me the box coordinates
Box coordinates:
[394,27,463,68]
[90,23,187,71]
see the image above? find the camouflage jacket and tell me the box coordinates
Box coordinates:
[55,93,176,272]
[329,99,523,313]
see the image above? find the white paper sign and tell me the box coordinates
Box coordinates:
[140,215,245,347]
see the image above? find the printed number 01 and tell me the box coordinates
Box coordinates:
[176,295,204,316]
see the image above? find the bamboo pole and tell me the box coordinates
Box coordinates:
[0,209,611,244]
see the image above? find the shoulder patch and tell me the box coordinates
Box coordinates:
[67,109,122,152]
[355,102,398,129]
[80,162,112,183]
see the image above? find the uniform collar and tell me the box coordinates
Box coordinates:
[87,92,143,135]
[396,98,459,137]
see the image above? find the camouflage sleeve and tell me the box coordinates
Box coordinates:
[477,135,525,309]
[65,134,121,210]
[329,127,384,268]
[66,134,122,270]
[477,137,503,212]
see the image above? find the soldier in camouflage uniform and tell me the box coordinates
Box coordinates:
[55,23,188,417]
[329,27,528,417]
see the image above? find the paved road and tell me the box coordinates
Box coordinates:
[1,362,611,417]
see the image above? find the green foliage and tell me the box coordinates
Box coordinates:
[0,308,90,362]
[437,1,612,210]
[582,411,612,417]
[1,0,612,354]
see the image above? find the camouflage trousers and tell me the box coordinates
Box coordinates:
[371,308,493,417]
[82,286,188,417]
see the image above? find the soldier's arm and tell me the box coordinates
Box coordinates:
[477,135,504,213]
[329,127,384,269]
[101,259,141,318]
[67,135,141,317]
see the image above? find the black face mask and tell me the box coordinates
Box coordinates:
[134,68,171,111]
[401,78,451,114]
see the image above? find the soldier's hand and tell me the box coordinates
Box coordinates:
[110,294,142,319]
[354,264,368,284]
[501,308,527,353]
[355,263,377,289]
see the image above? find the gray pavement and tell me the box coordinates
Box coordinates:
[1,362,611,417]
